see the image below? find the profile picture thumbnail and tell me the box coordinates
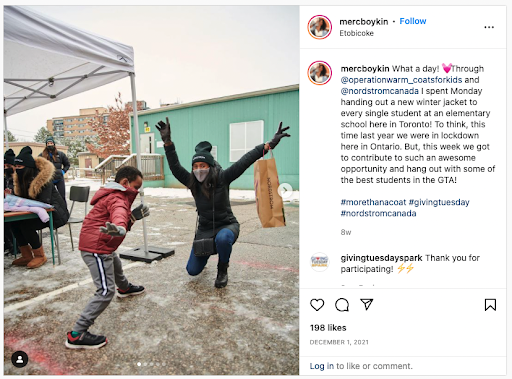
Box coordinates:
[310,253,329,272]
[308,15,332,39]
[308,61,331,85]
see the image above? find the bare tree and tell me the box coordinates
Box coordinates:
[86,93,143,158]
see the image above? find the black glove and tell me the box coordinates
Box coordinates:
[155,117,172,144]
[130,203,150,223]
[99,222,126,237]
[268,122,291,149]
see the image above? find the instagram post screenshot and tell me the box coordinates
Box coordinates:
[2,4,299,375]
[1,1,510,378]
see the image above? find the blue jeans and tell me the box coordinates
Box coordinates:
[186,228,235,276]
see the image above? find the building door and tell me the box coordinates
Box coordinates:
[85,158,92,177]
[140,133,155,154]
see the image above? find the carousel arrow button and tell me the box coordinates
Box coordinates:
[278,183,293,199]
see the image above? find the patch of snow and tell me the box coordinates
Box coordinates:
[230,189,299,203]
[143,188,193,198]
[144,187,299,203]
[65,178,102,192]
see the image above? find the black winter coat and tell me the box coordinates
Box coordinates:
[13,157,70,229]
[38,150,70,182]
[165,143,267,241]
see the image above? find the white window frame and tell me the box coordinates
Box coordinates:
[229,120,264,162]
[211,145,218,161]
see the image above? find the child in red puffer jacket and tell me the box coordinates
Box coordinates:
[66,166,150,350]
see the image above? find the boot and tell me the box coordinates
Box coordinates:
[27,246,47,269]
[215,262,229,288]
[12,245,34,266]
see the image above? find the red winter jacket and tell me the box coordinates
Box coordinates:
[78,182,139,254]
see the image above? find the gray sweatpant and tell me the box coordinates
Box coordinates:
[73,251,130,333]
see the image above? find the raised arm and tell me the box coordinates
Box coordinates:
[156,118,191,186]
[222,143,267,185]
[223,121,291,184]
[164,143,191,186]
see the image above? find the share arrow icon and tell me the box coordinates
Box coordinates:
[360,299,373,311]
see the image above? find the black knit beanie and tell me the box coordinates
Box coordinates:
[192,141,215,167]
[45,136,55,145]
[14,146,37,168]
[4,149,15,165]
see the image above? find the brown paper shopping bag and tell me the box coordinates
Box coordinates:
[254,151,286,228]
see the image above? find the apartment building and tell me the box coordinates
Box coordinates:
[46,107,109,142]
[47,101,148,142]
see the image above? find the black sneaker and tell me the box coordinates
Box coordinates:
[117,283,145,298]
[65,331,107,349]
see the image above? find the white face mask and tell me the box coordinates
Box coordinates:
[193,168,210,182]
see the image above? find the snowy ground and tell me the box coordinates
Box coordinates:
[65,178,300,202]
[4,180,299,375]
[65,178,102,192]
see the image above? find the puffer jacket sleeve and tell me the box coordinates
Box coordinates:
[221,143,268,185]
[36,183,53,205]
[35,183,69,228]
[60,152,71,173]
[106,193,131,230]
[164,143,191,186]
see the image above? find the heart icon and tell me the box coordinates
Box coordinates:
[442,63,452,73]
[310,298,324,311]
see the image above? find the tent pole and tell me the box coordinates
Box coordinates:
[129,72,149,254]
[4,113,9,149]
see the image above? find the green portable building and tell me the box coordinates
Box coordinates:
[130,85,299,190]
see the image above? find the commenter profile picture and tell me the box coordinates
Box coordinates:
[311,253,329,272]
[308,15,332,39]
[308,61,332,85]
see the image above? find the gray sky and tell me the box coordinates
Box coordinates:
[6,6,299,141]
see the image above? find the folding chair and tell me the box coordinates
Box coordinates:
[67,186,90,251]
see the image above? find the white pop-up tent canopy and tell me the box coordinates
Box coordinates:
[4,6,135,116]
[3,6,165,260]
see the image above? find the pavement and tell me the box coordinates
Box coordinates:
[3,188,299,375]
